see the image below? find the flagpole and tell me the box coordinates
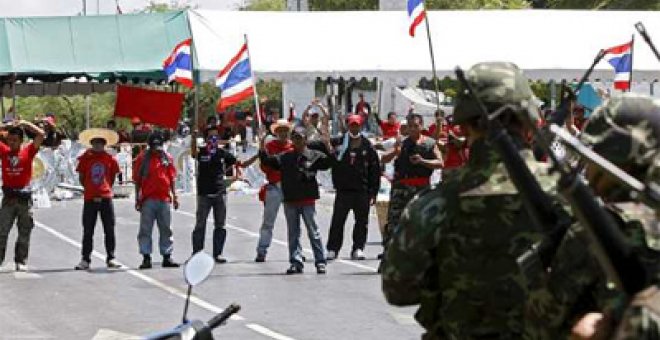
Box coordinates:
[421,4,442,115]
[629,35,635,92]
[244,34,262,134]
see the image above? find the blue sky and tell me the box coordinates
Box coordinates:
[0,0,244,17]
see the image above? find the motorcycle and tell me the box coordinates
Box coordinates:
[144,252,241,340]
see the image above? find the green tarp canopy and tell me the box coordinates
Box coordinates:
[0,11,191,83]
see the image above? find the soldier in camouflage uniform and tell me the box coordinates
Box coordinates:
[382,62,573,339]
[526,93,660,339]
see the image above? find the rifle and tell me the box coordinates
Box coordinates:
[454,68,571,272]
[550,124,660,211]
[635,22,660,63]
[455,67,648,296]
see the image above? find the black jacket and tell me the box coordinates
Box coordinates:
[259,148,333,203]
[328,135,380,197]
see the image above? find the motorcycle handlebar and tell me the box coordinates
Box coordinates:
[206,304,241,331]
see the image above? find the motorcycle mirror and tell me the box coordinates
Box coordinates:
[184,252,215,287]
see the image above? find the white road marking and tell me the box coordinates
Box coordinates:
[91,329,140,340]
[33,220,297,340]
[13,271,42,279]
[174,210,378,272]
[246,323,296,340]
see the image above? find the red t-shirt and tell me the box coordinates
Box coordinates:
[133,150,176,202]
[0,142,38,189]
[380,121,400,139]
[439,124,468,169]
[261,139,293,184]
[76,150,120,200]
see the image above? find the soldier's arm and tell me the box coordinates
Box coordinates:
[382,193,443,306]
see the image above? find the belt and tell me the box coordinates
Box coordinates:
[396,177,430,187]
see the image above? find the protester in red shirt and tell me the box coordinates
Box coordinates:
[354,93,372,131]
[0,121,44,272]
[74,129,121,271]
[133,130,179,270]
[374,112,401,139]
[240,119,294,262]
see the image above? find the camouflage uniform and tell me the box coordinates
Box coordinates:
[382,62,567,339]
[525,94,660,339]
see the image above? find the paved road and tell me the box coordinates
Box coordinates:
[0,193,422,339]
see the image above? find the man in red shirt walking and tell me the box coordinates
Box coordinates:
[74,129,121,270]
[133,130,179,269]
[0,121,44,272]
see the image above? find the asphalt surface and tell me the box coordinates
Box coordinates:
[0,193,422,340]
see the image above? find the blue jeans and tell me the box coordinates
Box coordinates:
[192,195,227,257]
[256,184,283,256]
[283,203,326,268]
[138,199,173,256]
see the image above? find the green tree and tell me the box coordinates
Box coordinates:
[427,0,530,9]
[243,0,286,11]
[309,0,378,10]
[547,0,660,9]
[140,0,194,13]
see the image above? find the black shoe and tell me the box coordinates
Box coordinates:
[255,254,266,263]
[139,255,152,270]
[316,263,327,274]
[162,256,180,268]
[214,256,227,264]
[285,265,303,275]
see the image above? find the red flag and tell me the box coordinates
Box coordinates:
[114,85,184,129]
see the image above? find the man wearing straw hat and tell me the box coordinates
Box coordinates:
[253,118,294,262]
[74,128,121,270]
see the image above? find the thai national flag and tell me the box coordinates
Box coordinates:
[603,40,633,91]
[162,38,193,89]
[216,43,255,110]
[407,0,426,37]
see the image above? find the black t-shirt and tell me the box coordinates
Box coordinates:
[394,137,437,180]
[196,147,237,196]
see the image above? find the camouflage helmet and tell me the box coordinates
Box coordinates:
[453,62,539,125]
[580,93,660,183]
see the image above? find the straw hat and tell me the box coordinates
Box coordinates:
[270,119,292,134]
[79,128,119,148]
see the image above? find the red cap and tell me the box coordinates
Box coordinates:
[131,117,142,125]
[346,114,363,126]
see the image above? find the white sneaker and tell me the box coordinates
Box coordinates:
[15,263,28,272]
[351,249,366,260]
[326,250,337,261]
[75,260,90,270]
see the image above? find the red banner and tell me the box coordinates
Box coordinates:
[114,85,184,129]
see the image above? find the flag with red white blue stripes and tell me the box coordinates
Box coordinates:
[162,38,193,89]
[216,43,255,110]
[603,40,634,91]
[407,0,426,37]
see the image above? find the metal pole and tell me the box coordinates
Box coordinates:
[422,7,441,114]
[244,34,262,130]
[628,35,635,92]
[11,74,16,119]
[97,0,100,15]
[85,95,90,129]
[1,82,5,120]
[82,0,87,16]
